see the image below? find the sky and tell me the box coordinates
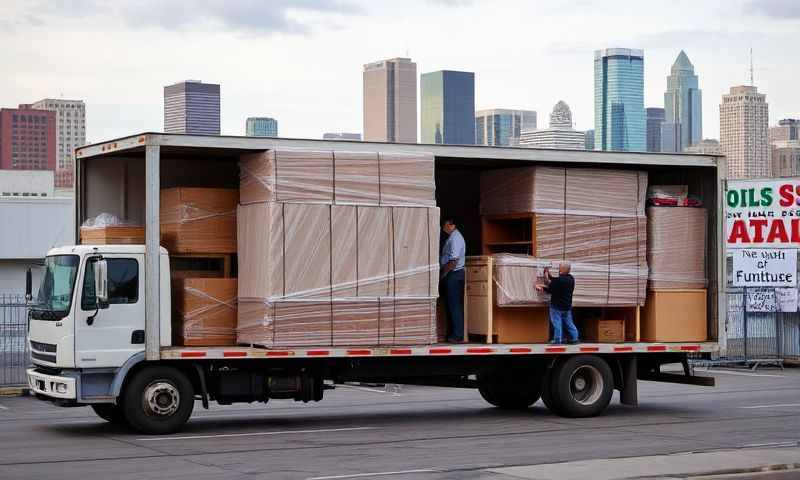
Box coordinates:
[1,0,798,143]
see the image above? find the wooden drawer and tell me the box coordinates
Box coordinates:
[466,265,489,282]
[466,281,489,296]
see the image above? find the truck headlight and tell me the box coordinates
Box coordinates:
[55,383,68,394]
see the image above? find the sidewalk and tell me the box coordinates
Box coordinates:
[488,446,800,480]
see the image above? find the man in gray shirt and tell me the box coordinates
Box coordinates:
[440,218,466,343]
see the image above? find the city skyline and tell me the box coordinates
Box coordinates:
[0,1,795,142]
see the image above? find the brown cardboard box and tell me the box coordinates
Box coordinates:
[173,278,237,346]
[392,207,435,296]
[236,202,284,299]
[283,203,331,299]
[80,226,145,245]
[160,188,238,254]
[641,289,707,342]
[393,298,437,345]
[357,206,393,296]
[334,151,380,205]
[379,152,436,206]
[583,319,625,343]
[332,299,380,346]
[273,301,332,347]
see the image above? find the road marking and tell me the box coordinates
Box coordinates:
[307,469,437,480]
[136,426,376,441]
[740,403,800,409]
[697,369,784,378]
[0,404,8,410]
[339,384,401,395]
[741,441,798,448]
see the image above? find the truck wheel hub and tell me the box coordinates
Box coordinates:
[143,381,180,416]
[569,366,602,406]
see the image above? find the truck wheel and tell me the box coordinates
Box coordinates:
[478,374,541,409]
[91,404,126,424]
[548,355,613,418]
[539,368,562,415]
[121,366,194,435]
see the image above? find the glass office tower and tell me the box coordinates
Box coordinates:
[594,48,646,151]
[245,117,278,137]
[661,50,702,152]
[421,70,475,145]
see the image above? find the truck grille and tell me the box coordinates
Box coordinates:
[31,351,57,363]
[30,340,57,353]
[30,341,57,363]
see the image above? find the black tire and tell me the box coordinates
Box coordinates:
[548,355,613,418]
[121,366,194,435]
[539,368,562,415]
[478,373,542,409]
[91,404,126,424]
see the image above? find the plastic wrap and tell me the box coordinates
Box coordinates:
[173,278,237,346]
[236,203,440,347]
[160,188,238,254]
[647,207,707,289]
[480,166,647,217]
[492,254,649,307]
[647,185,688,206]
[239,149,435,207]
[80,213,144,245]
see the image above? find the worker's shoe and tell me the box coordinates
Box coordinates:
[566,339,580,345]
[447,337,465,344]
[548,340,562,345]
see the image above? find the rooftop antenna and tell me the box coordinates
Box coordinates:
[749,47,754,87]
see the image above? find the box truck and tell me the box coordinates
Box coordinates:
[26,133,723,434]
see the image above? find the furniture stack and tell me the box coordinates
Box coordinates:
[481,166,648,308]
[236,149,440,347]
[642,203,708,341]
[162,187,239,346]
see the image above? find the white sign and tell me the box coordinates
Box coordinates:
[746,288,777,312]
[732,249,797,287]
[775,288,799,312]
[726,178,800,249]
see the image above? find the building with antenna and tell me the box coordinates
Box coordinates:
[720,85,769,178]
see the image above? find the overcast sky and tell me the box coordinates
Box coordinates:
[1,0,797,143]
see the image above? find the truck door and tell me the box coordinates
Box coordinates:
[75,254,145,367]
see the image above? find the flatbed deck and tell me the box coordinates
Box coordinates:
[160,342,719,360]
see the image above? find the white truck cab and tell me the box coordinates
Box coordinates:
[27,245,170,403]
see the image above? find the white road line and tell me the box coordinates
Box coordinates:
[697,369,784,378]
[136,426,376,441]
[339,384,401,395]
[0,404,8,410]
[740,403,800,409]
[741,441,798,448]
[307,469,437,480]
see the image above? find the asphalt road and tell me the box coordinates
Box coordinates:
[0,367,799,480]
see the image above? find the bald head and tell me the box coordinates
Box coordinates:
[559,262,571,275]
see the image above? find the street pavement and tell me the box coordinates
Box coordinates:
[0,367,799,480]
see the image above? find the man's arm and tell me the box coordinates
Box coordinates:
[442,259,457,276]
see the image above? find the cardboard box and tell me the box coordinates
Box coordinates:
[493,306,550,343]
[173,278,237,346]
[80,226,144,245]
[378,152,436,207]
[332,299,380,346]
[647,207,707,290]
[160,188,238,254]
[583,319,625,343]
[641,289,707,342]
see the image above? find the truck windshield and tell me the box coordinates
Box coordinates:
[33,255,80,319]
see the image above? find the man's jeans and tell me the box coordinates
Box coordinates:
[549,306,579,343]
[442,269,465,340]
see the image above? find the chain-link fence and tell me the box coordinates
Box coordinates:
[724,287,800,366]
[0,294,29,386]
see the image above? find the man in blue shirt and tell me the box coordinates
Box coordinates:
[440,218,466,343]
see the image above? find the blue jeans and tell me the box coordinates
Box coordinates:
[549,307,578,343]
[442,269,465,340]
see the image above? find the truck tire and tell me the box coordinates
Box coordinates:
[478,374,541,409]
[548,355,613,418]
[91,404,126,424]
[539,368,562,415]
[121,366,194,435]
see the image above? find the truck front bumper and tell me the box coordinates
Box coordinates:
[27,368,77,400]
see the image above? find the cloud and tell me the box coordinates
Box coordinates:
[744,0,800,19]
[13,0,360,35]
[427,0,475,5]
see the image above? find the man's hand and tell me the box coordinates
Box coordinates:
[535,284,544,292]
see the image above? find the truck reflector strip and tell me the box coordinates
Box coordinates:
[647,345,667,352]
[307,350,330,356]
[429,348,451,354]
[347,349,372,356]
[510,347,532,353]
[614,346,634,352]
[223,351,247,357]
[390,348,412,355]
[680,345,701,351]
[580,347,600,352]
[180,351,206,358]
[466,347,494,354]
[266,351,292,357]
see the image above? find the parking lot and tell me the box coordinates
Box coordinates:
[0,367,799,480]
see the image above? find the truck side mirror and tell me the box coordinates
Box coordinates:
[25,267,32,302]
[94,259,108,304]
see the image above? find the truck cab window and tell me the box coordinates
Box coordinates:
[82,258,139,310]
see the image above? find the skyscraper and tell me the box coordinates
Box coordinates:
[0,106,56,171]
[661,51,702,152]
[363,58,417,143]
[420,70,475,145]
[770,119,800,143]
[29,99,86,188]
[684,139,722,155]
[646,107,665,152]
[771,141,800,178]
[584,129,595,150]
[720,85,770,179]
[475,109,536,146]
[519,101,585,150]
[245,117,278,137]
[164,80,220,135]
[594,48,645,151]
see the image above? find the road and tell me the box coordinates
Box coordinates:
[0,367,799,480]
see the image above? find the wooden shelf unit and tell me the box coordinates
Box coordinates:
[481,213,535,255]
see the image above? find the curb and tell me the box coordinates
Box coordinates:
[0,386,30,397]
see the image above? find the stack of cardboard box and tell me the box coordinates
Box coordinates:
[482,166,648,307]
[236,150,439,347]
[162,187,239,347]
